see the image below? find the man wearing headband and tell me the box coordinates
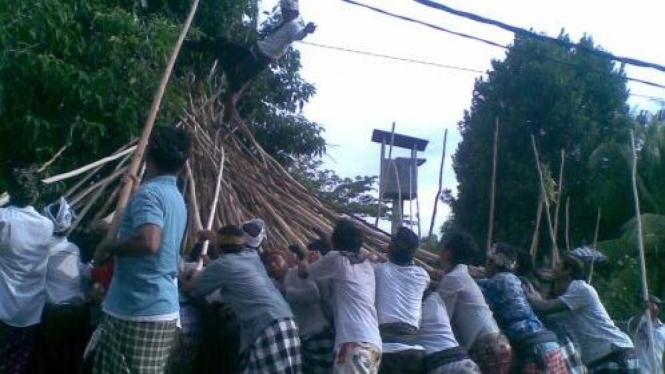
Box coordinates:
[186,0,316,124]
[298,218,382,374]
[627,295,664,373]
[526,254,637,373]
[373,227,429,374]
[41,197,88,373]
[92,126,191,374]
[0,166,54,373]
[437,233,512,374]
[189,225,301,373]
[477,243,569,373]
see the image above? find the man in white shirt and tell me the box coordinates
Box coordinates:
[41,197,88,374]
[374,227,429,374]
[437,232,513,374]
[628,295,665,374]
[299,219,382,374]
[0,167,54,373]
[527,254,638,373]
[417,290,481,374]
[186,0,316,124]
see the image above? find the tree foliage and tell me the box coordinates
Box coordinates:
[449,34,632,258]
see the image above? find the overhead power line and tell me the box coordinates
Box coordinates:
[297,41,665,102]
[298,41,483,73]
[413,0,665,74]
[338,0,665,90]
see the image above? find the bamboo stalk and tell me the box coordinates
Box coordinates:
[629,130,657,370]
[428,129,448,238]
[37,144,69,173]
[43,146,136,184]
[589,207,601,283]
[552,149,565,241]
[107,0,200,240]
[196,148,225,270]
[375,138,386,226]
[486,118,499,255]
[565,197,571,252]
[530,193,544,260]
[185,162,203,231]
[531,134,559,266]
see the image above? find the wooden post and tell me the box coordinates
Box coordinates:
[531,134,559,265]
[589,207,601,283]
[197,148,226,270]
[106,0,200,240]
[428,128,448,238]
[552,149,565,240]
[630,130,657,370]
[486,118,499,254]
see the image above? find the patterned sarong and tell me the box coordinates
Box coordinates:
[587,348,639,374]
[520,342,570,374]
[302,329,335,373]
[92,315,177,374]
[333,342,382,374]
[558,335,586,374]
[0,321,39,374]
[240,318,302,374]
[468,332,514,374]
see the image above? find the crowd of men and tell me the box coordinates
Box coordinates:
[2,125,665,374]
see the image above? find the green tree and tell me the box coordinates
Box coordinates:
[448,33,632,258]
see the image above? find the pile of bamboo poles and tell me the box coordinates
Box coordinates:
[4,92,438,269]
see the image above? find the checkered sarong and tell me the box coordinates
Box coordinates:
[520,343,569,374]
[241,318,302,374]
[93,315,177,374]
[302,329,334,373]
[587,348,639,374]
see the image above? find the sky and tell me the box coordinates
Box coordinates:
[289,0,665,236]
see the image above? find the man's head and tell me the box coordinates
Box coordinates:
[648,295,662,320]
[555,254,586,281]
[242,218,266,249]
[264,251,289,281]
[216,225,245,254]
[6,166,39,207]
[280,0,299,20]
[440,232,477,271]
[389,227,419,266]
[331,218,363,253]
[146,126,191,176]
[307,238,331,256]
[486,243,518,275]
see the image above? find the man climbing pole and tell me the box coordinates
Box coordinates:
[187,0,316,124]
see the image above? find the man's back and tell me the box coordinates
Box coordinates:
[374,262,430,328]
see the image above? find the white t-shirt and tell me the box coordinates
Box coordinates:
[558,280,634,365]
[308,251,382,351]
[374,262,430,328]
[437,264,499,349]
[257,18,306,60]
[45,237,85,305]
[283,267,330,339]
[0,206,54,327]
[631,315,665,374]
[417,292,460,354]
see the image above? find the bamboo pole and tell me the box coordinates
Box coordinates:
[37,144,69,172]
[530,193,544,259]
[197,148,226,270]
[375,138,386,226]
[106,0,200,240]
[408,147,415,231]
[531,134,559,266]
[428,129,448,238]
[486,118,499,254]
[552,149,565,240]
[629,130,657,370]
[43,146,136,184]
[565,197,571,252]
[589,207,601,283]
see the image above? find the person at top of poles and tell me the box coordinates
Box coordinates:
[186,0,316,124]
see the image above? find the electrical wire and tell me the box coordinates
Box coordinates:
[413,0,665,74]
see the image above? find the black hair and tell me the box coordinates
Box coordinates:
[390,227,419,265]
[331,219,363,253]
[442,232,477,266]
[217,225,245,254]
[147,126,191,174]
[562,254,586,281]
[307,239,331,255]
[515,249,534,277]
[490,243,518,273]
[7,166,39,207]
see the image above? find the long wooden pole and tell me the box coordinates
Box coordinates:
[486,118,499,254]
[552,149,565,240]
[565,197,571,252]
[630,130,657,370]
[197,148,226,270]
[530,193,544,259]
[106,0,200,240]
[531,134,559,265]
[375,138,386,226]
[428,129,448,238]
[588,207,601,283]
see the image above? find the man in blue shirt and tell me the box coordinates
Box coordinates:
[93,126,191,374]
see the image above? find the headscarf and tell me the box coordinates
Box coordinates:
[44,197,76,233]
[488,243,516,272]
[242,218,266,249]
